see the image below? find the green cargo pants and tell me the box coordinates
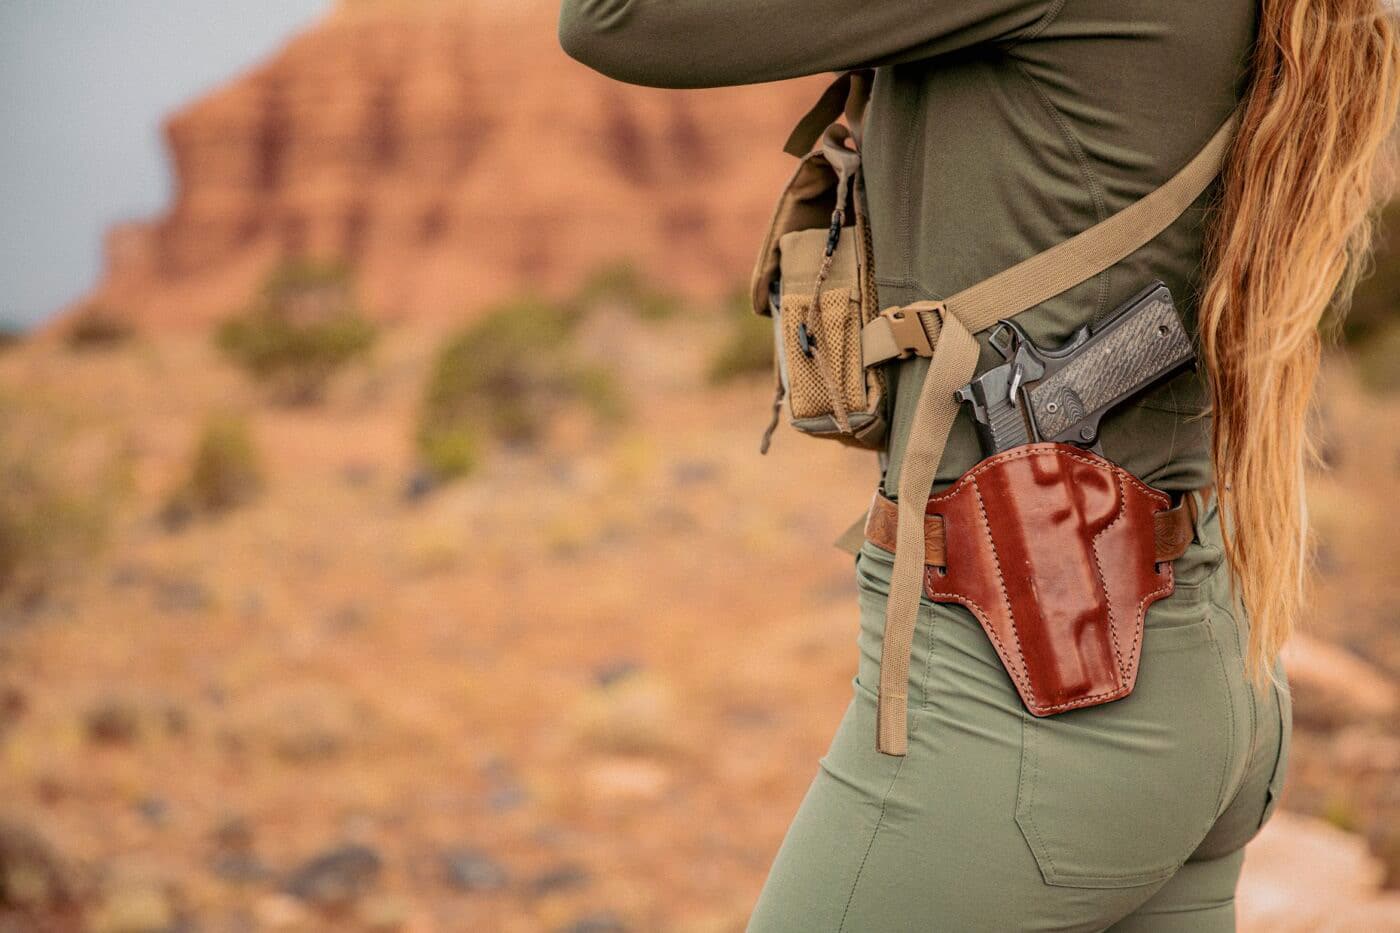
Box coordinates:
[748,500,1290,932]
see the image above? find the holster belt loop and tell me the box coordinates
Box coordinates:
[864,483,1213,569]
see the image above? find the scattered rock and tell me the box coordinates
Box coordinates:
[153,577,212,615]
[108,564,148,588]
[155,500,195,534]
[33,775,66,807]
[161,705,189,737]
[592,659,641,688]
[554,912,629,933]
[340,462,377,488]
[0,821,78,916]
[285,844,382,908]
[209,819,268,885]
[487,782,528,813]
[401,469,438,503]
[214,816,249,849]
[325,604,369,633]
[210,851,271,886]
[724,703,776,728]
[528,864,590,897]
[135,797,170,828]
[84,697,187,747]
[85,698,142,745]
[0,685,26,736]
[440,849,508,893]
[670,459,720,486]
[480,758,528,813]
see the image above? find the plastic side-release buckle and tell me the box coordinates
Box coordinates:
[864,303,941,366]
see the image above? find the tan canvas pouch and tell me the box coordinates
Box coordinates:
[774,226,884,444]
[751,76,885,451]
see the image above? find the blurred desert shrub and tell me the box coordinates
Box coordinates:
[1342,197,1400,392]
[575,260,680,320]
[416,298,623,481]
[161,414,263,529]
[0,399,109,612]
[707,288,773,384]
[64,305,134,350]
[216,261,378,404]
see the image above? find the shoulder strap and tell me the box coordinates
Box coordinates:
[784,69,873,157]
[873,109,1240,756]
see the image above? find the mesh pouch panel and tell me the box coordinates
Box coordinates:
[781,287,865,419]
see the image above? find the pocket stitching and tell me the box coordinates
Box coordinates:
[1205,625,1236,822]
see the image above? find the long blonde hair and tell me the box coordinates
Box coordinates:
[1198,0,1399,677]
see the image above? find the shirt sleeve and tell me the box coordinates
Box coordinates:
[558,0,1058,88]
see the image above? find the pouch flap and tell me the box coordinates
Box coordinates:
[777,227,859,294]
[751,153,841,316]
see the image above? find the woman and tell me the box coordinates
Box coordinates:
[560,1,1398,929]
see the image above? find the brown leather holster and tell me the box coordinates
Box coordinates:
[866,443,1202,717]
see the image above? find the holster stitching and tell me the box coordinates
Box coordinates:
[929,444,1174,715]
[970,478,1035,704]
[1090,462,1132,683]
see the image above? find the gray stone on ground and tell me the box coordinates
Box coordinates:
[440,849,508,892]
[284,844,382,908]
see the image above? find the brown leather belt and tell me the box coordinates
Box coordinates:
[863,485,1211,567]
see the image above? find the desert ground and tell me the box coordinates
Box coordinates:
[0,302,1395,932]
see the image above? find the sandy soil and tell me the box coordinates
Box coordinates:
[0,317,1395,932]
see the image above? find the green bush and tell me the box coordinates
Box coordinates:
[575,260,680,320]
[416,298,623,480]
[417,427,480,481]
[1341,198,1400,393]
[161,414,263,527]
[707,289,773,385]
[216,261,378,404]
[64,306,134,350]
[1341,199,1400,341]
[0,401,108,610]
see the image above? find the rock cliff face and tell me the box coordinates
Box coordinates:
[87,1,824,326]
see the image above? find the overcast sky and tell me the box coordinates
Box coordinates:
[0,0,330,329]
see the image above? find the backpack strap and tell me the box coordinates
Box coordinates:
[873,109,1240,756]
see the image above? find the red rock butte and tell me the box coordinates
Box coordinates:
[83,0,825,328]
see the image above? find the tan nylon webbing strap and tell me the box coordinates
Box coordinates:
[875,109,1239,755]
[863,112,1240,369]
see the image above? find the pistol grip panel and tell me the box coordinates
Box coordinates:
[923,443,1174,716]
[1025,286,1193,445]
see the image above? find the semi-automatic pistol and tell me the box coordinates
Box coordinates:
[955,281,1196,456]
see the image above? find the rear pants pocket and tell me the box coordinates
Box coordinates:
[1015,617,1235,888]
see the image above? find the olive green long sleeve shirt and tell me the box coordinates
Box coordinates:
[560,0,1257,493]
